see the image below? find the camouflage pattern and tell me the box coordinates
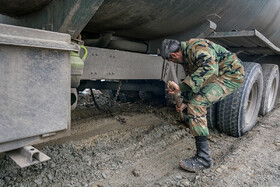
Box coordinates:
[178,39,245,136]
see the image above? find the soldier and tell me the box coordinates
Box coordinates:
[161,38,245,172]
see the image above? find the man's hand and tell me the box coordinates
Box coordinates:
[167,81,185,121]
[176,103,186,112]
[167,81,180,94]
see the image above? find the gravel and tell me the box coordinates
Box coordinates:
[0,91,279,186]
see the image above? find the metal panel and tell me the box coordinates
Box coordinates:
[0,137,38,153]
[0,25,71,150]
[207,30,280,56]
[81,47,163,80]
[0,0,104,39]
[0,23,78,51]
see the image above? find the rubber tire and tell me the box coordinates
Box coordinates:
[71,88,78,111]
[216,62,263,137]
[206,103,217,130]
[259,64,279,116]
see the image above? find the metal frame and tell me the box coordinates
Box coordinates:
[207,29,280,64]
[81,46,164,80]
[208,30,280,54]
[78,80,165,94]
[80,46,186,92]
[0,23,78,51]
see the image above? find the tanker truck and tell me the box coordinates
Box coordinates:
[1,0,280,167]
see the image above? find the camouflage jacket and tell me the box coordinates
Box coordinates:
[179,38,245,93]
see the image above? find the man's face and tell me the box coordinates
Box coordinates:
[168,50,184,63]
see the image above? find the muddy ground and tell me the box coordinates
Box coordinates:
[0,90,279,186]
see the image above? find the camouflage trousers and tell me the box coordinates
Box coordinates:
[182,77,243,136]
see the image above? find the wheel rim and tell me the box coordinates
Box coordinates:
[245,82,258,127]
[267,78,277,111]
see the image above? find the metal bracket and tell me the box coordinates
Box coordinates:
[196,19,217,38]
[162,62,180,83]
[6,146,50,168]
[207,29,280,63]
[171,19,217,41]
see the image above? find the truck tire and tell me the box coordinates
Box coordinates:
[259,64,279,116]
[216,62,263,137]
[206,103,217,130]
[71,88,78,111]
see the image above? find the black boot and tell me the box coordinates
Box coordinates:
[180,136,213,172]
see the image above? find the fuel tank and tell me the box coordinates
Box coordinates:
[84,0,280,46]
[0,0,52,17]
[0,0,280,47]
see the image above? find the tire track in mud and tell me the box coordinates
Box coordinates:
[0,98,279,186]
[0,103,238,187]
[87,116,238,186]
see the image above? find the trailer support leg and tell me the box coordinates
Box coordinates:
[6,146,50,168]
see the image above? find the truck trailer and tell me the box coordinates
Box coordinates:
[1,0,280,167]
